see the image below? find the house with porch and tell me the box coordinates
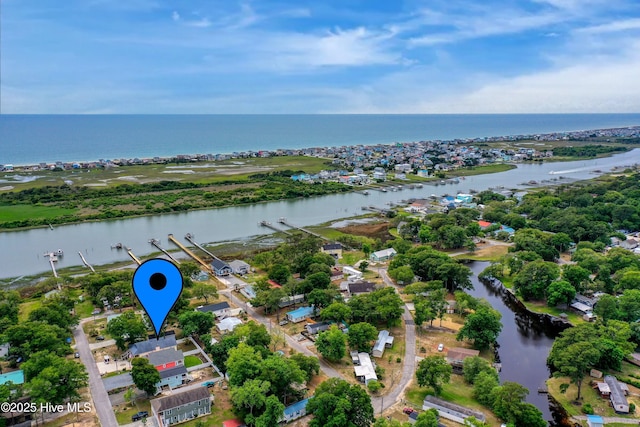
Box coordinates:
[196,301,230,319]
[211,259,232,276]
[229,260,250,275]
[321,243,343,259]
[126,334,177,358]
[370,248,397,262]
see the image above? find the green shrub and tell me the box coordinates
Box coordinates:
[581,403,594,415]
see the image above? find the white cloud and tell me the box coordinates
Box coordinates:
[171,11,180,22]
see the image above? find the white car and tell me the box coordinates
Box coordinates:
[437,343,444,352]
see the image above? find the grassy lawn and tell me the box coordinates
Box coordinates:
[447,164,517,177]
[340,250,366,266]
[114,399,151,425]
[547,375,640,419]
[456,245,509,262]
[0,204,77,221]
[18,299,42,321]
[75,298,97,319]
[521,301,584,324]
[185,355,202,368]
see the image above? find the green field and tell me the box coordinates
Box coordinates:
[0,204,77,221]
[184,354,203,368]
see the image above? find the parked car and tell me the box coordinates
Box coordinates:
[131,411,148,421]
[437,343,444,352]
[403,407,415,415]
[74,352,80,358]
[202,381,216,388]
[96,335,105,341]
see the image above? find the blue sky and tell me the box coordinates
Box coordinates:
[2,0,640,113]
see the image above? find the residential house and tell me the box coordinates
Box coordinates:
[280,398,310,423]
[305,322,331,335]
[370,248,397,262]
[286,306,315,323]
[217,317,243,333]
[157,365,190,392]
[604,375,630,413]
[211,259,232,276]
[372,330,394,358]
[148,348,184,372]
[422,395,486,424]
[321,243,343,259]
[477,220,492,229]
[353,352,378,385]
[127,334,177,358]
[446,348,480,374]
[342,266,363,281]
[228,260,250,275]
[240,285,256,300]
[196,302,230,318]
[278,294,305,308]
[150,387,211,427]
[343,281,377,298]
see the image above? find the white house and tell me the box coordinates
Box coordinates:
[372,330,394,358]
[370,248,397,262]
[354,352,377,385]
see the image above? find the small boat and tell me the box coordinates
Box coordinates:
[362,190,369,195]
[55,249,64,256]
[416,183,423,188]
[111,243,123,250]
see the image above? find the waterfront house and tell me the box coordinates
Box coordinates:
[211,259,232,276]
[196,302,230,318]
[353,352,378,385]
[422,395,485,424]
[280,398,310,423]
[150,387,211,427]
[228,260,250,275]
[372,330,394,358]
[604,375,630,413]
[446,348,480,373]
[321,243,343,259]
[287,306,315,323]
[217,317,242,333]
[370,248,397,262]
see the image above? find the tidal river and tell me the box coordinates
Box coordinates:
[1,149,640,279]
[467,262,564,425]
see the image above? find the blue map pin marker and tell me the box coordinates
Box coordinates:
[132,258,183,338]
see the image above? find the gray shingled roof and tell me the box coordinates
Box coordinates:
[158,365,187,379]
[129,335,176,356]
[151,387,210,413]
[196,301,230,313]
[148,348,183,366]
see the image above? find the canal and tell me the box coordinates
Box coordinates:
[1,148,640,279]
[467,261,566,425]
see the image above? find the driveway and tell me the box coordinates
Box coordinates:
[74,323,119,427]
[103,373,134,392]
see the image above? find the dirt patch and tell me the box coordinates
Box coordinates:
[337,222,394,242]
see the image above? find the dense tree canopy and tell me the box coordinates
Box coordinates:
[306,378,374,427]
[456,303,502,350]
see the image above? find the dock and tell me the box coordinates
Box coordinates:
[149,238,181,265]
[277,217,326,240]
[45,253,58,278]
[361,205,390,215]
[78,251,96,273]
[126,247,142,265]
[168,234,212,273]
[259,220,292,235]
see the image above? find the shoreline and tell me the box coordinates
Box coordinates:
[2,124,639,168]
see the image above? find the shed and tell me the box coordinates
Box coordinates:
[372,330,394,358]
[287,306,315,323]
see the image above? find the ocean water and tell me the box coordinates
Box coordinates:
[1,114,640,165]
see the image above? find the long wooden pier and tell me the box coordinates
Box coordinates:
[168,234,212,273]
[126,247,142,265]
[259,221,292,235]
[361,205,390,214]
[277,217,326,240]
[78,251,96,273]
[149,239,181,264]
[46,253,58,278]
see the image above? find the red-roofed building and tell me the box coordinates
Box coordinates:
[478,220,492,229]
[222,419,246,427]
[267,280,282,288]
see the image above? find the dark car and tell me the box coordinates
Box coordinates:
[131,411,148,421]
[96,335,105,341]
[74,352,80,358]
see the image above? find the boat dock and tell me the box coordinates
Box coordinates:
[45,253,58,278]
[277,217,326,240]
[259,220,292,235]
[361,205,390,215]
[149,238,181,265]
[78,251,96,273]
[168,234,212,273]
[126,247,142,265]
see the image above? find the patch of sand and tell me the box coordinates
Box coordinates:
[0,185,14,191]
[83,183,108,187]
[115,175,143,182]
[162,170,196,174]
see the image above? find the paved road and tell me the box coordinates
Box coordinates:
[371,268,417,415]
[74,322,119,427]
